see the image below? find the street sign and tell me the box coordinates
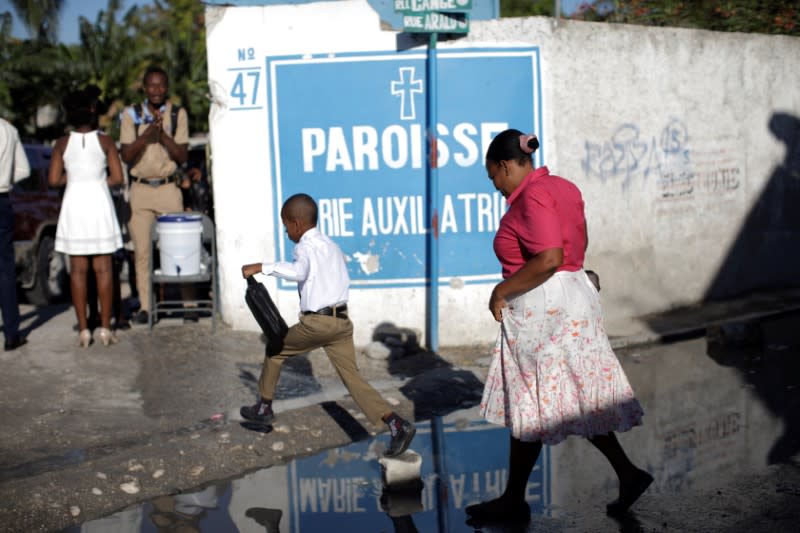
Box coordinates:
[402,11,469,33]
[394,0,473,13]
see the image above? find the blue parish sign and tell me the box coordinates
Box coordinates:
[267,48,542,288]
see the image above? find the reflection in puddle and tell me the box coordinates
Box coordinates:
[68,328,796,532]
[67,414,547,533]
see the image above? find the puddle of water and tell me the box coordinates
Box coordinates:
[66,317,800,532]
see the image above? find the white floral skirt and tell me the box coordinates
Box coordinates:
[480,270,644,444]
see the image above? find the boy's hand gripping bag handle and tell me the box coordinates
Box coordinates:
[245,276,289,357]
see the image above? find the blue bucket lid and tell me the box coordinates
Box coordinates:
[157,214,202,223]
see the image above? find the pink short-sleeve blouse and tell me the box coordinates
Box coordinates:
[493,166,586,279]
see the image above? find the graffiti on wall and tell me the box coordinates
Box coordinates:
[583,118,744,216]
[581,118,690,192]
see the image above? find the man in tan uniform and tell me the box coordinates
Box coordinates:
[120,66,188,324]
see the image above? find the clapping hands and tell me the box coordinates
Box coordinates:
[142,115,162,143]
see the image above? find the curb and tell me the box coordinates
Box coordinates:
[608,304,800,351]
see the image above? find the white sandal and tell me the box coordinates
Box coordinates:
[96,327,118,347]
[78,329,92,348]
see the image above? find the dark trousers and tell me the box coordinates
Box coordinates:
[0,195,20,341]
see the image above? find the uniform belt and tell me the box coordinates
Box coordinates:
[0,192,9,198]
[133,176,172,186]
[303,304,348,319]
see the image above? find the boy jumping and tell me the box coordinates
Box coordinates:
[240,193,416,457]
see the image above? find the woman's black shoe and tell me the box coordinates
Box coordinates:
[466,498,530,523]
[607,470,653,514]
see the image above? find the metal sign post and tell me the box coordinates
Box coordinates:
[426,32,439,352]
[396,0,471,352]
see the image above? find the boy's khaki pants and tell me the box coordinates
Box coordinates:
[259,313,392,426]
[129,182,183,310]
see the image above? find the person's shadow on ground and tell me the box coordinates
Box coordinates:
[237,338,323,401]
[15,302,71,338]
[373,322,485,421]
[237,322,484,440]
[706,311,800,464]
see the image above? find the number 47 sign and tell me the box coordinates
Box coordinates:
[227,66,263,111]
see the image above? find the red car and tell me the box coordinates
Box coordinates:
[11,144,69,305]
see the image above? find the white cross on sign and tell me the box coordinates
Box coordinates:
[391,67,423,121]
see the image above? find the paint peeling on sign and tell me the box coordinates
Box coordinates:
[353,252,381,275]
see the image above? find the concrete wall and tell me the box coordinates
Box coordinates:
[468,17,800,330]
[205,1,800,345]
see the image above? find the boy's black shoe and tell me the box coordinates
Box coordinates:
[240,401,274,425]
[384,419,416,457]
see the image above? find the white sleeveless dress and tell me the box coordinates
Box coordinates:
[54,131,123,255]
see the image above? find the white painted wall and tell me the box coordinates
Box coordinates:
[206,1,800,345]
[462,19,800,334]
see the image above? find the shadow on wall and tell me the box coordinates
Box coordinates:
[704,112,800,301]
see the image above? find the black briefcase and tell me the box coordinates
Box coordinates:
[245,276,289,356]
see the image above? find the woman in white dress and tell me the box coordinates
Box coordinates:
[48,86,123,347]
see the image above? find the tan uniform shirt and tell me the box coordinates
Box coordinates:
[119,102,189,179]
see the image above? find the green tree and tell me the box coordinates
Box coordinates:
[573,0,798,36]
[1,0,211,139]
[1,0,70,133]
[75,0,155,135]
[9,0,65,43]
[0,12,18,117]
[501,0,555,17]
[0,38,79,136]
[136,0,209,135]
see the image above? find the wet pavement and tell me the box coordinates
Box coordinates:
[1,289,800,532]
[60,319,800,533]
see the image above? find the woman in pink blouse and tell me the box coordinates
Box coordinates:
[466,129,652,523]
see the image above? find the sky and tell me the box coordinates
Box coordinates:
[0,0,584,44]
[0,0,151,44]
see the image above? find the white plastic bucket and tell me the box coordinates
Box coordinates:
[156,214,202,276]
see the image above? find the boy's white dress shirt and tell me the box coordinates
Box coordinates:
[262,227,349,313]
